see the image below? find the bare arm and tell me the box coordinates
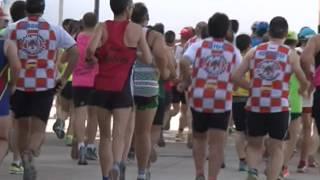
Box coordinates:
[137,29,152,65]
[166,47,177,80]
[60,46,79,82]
[149,32,169,79]
[301,36,319,80]
[231,49,253,90]
[290,50,310,95]
[5,40,21,87]
[86,23,104,62]
[179,57,192,90]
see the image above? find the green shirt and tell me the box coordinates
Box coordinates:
[289,74,302,113]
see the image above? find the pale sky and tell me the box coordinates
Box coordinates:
[15,0,320,35]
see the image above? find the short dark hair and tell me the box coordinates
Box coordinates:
[82,12,97,28]
[165,30,176,44]
[269,16,288,39]
[26,0,45,14]
[230,19,239,34]
[236,34,251,52]
[208,13,230,38]
[131,3,149,24]
[10,1,26,22]
[153,23,165,34]
[110,0,132,16]
[63,19,81,36]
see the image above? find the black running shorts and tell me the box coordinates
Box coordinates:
[92,79,133,111]
[246,111,289,140]
[60,81,73,100]
[232,102,247,132]
[191,108,230,133]
[153,91,172,126]
[11,90,55,123]
[72,87,95,108]
[171,86,186,104]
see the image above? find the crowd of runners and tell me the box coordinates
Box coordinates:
[0,0,319,180]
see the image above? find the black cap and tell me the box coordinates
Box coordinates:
[26,0,45,14]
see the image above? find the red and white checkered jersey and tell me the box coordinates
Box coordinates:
[184,38,241,113]
[8,16,76,92]
[246,43,292,113]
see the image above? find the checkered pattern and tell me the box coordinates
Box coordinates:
[9,16,57,92]
[189,39,237,113]
[246,43,292,113]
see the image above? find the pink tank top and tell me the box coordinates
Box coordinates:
[72,33,98,87]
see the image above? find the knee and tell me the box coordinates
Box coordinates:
[193,132,206,140]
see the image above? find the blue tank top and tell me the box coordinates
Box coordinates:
[0,40,7,73]
[0,40,8,99]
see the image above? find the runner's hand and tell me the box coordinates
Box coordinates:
[299,82,310,98]
[177,82,187,93]
[54,78,66,94]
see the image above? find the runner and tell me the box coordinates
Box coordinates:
[233,33,251,172]
[86,0,152,179]
[166,26,194,139]
[131,3,169,180]
[180,12,241,180]
[232,16,309,180]
[7,0,26,175]
[0,7,21,165]
[251,21,269,47]
[182,22,208,149]
[281,31,303,178]
[71,12,98,165]
[300,33,320,171]
[296,27,319,172]
[7,0,79,179]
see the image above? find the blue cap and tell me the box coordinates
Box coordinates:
[256,22,269,36]
[298,27,316,41]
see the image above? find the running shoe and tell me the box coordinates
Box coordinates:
[22,151,36,180]
[146,170,151,180]
[9,162,24,175]
[86,147,98,160]
[119,162,126,180]
[297,160,307,173]
[78,146,88,165]
[247,169,258,180]
[110,167,120,180]
[64,135,73,146]
[52,119,65,139]
[281,166,290,178]
[195,175,205,180]
[246,174,258,180]
[239,160,248,172]
[308,158,319,168]
[137,174,146,180]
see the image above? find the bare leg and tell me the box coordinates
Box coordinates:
[96,107,112,177]
[193,132,207,177]
[135,108,157,177]
[86,106,98,145]
[0,116,11,164]
[207,129,227,180]
[267,138,285,180]
[247,136,265,174]
[283,118,302,167]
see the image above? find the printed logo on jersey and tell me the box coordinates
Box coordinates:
[201,53,228,78]
[19,33,47,56]
[256,60,281,81]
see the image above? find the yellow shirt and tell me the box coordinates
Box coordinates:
[233,72,250,97]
